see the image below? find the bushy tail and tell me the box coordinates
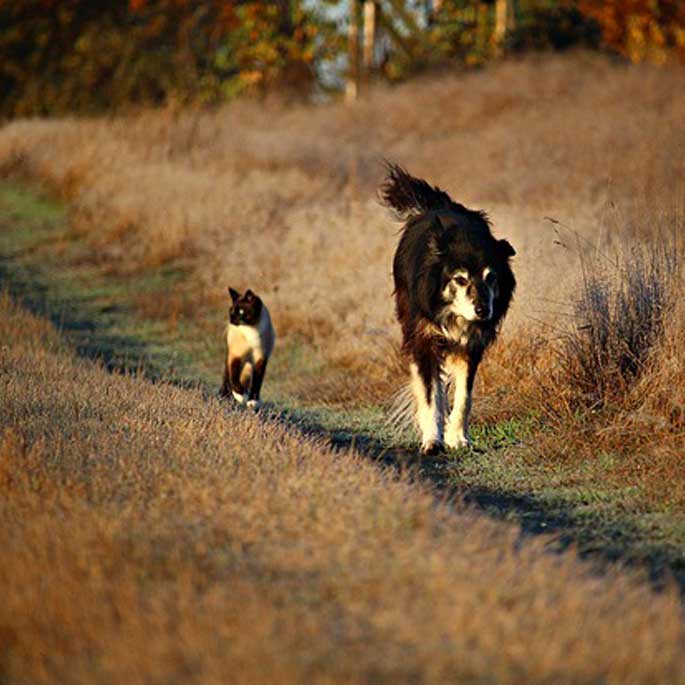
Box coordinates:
[383,382,418,442]
[379,161,455,220]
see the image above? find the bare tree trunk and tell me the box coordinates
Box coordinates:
[346,0,362,102]
[494,0,515,53]
[362,1,377,73]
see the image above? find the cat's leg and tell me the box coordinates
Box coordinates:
[229,358,248,405]
[247,357,268,409]
[220,351,232,399]
[239,362,253,406]
[220,364,232,399]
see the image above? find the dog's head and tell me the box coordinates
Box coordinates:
[417,214,516,326]
[438,232,516,323]
[440,264,504,322]
[228,287,262,326]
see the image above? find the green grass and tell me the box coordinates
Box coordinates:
[2,178,685,588]
[0,180,211,387]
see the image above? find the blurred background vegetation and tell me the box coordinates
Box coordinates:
[0,0,684,117]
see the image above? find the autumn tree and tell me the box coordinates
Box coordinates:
[576,0,685,63]
[0,0,342,117]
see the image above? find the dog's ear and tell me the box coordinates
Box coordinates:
[228,287,240,302]
[497,239,516,258]
[244,289,255,300]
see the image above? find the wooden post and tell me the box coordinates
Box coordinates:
[476,2,489,57]
[363,1,377,73]
[346,0,362,102]
[494,0,515,53]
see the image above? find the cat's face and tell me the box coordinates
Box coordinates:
[229,288,263,326]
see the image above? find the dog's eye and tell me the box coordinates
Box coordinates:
[239,309,244,316]
[485,271,497,284]
[454,276,468,287]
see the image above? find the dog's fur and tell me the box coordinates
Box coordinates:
[220,288,275,409]
[380,163,516,453]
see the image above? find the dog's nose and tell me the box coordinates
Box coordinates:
[475,303,489,319]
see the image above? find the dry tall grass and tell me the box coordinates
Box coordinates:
[1,54,684,375]
[559,239,683,411]
[1,52,684,497]
[519,230,685,509]
[2,290,685,684]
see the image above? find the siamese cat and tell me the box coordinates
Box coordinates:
[220,288,275,409]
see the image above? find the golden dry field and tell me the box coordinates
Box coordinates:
[2,52,685,683]
[2,290,685,684]
[2,54,684,480]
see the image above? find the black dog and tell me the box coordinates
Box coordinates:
[380,163,516,453]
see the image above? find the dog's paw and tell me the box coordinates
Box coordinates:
[444,432,472,450]
[420,440,444,456]
[246,399,262,411]
[232,391,247,405]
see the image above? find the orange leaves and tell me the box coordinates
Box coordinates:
[0,0,341,115]
[577,0,685,63]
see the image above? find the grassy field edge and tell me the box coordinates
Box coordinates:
[2,176,685,589]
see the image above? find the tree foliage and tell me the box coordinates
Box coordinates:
[576,0,685,64]
[0,0,341,117]
[2,1,684,118]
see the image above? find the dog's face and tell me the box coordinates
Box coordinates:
[229,287,262,326]
[441,265,500,322]
[432,226,516,326]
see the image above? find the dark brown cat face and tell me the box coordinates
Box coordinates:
[229,287,263,326]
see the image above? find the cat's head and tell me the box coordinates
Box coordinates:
[228,287,263,326]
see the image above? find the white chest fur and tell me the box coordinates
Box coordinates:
[440,315,471,348]
[227,308,275,360]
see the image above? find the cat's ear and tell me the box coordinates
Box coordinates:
[228,287,240,302]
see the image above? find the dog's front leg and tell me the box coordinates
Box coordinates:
[410,359,445,454]
[444,355,473,449]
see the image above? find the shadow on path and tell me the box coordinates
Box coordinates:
[1,258,198,385]
[268,406,684,592]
